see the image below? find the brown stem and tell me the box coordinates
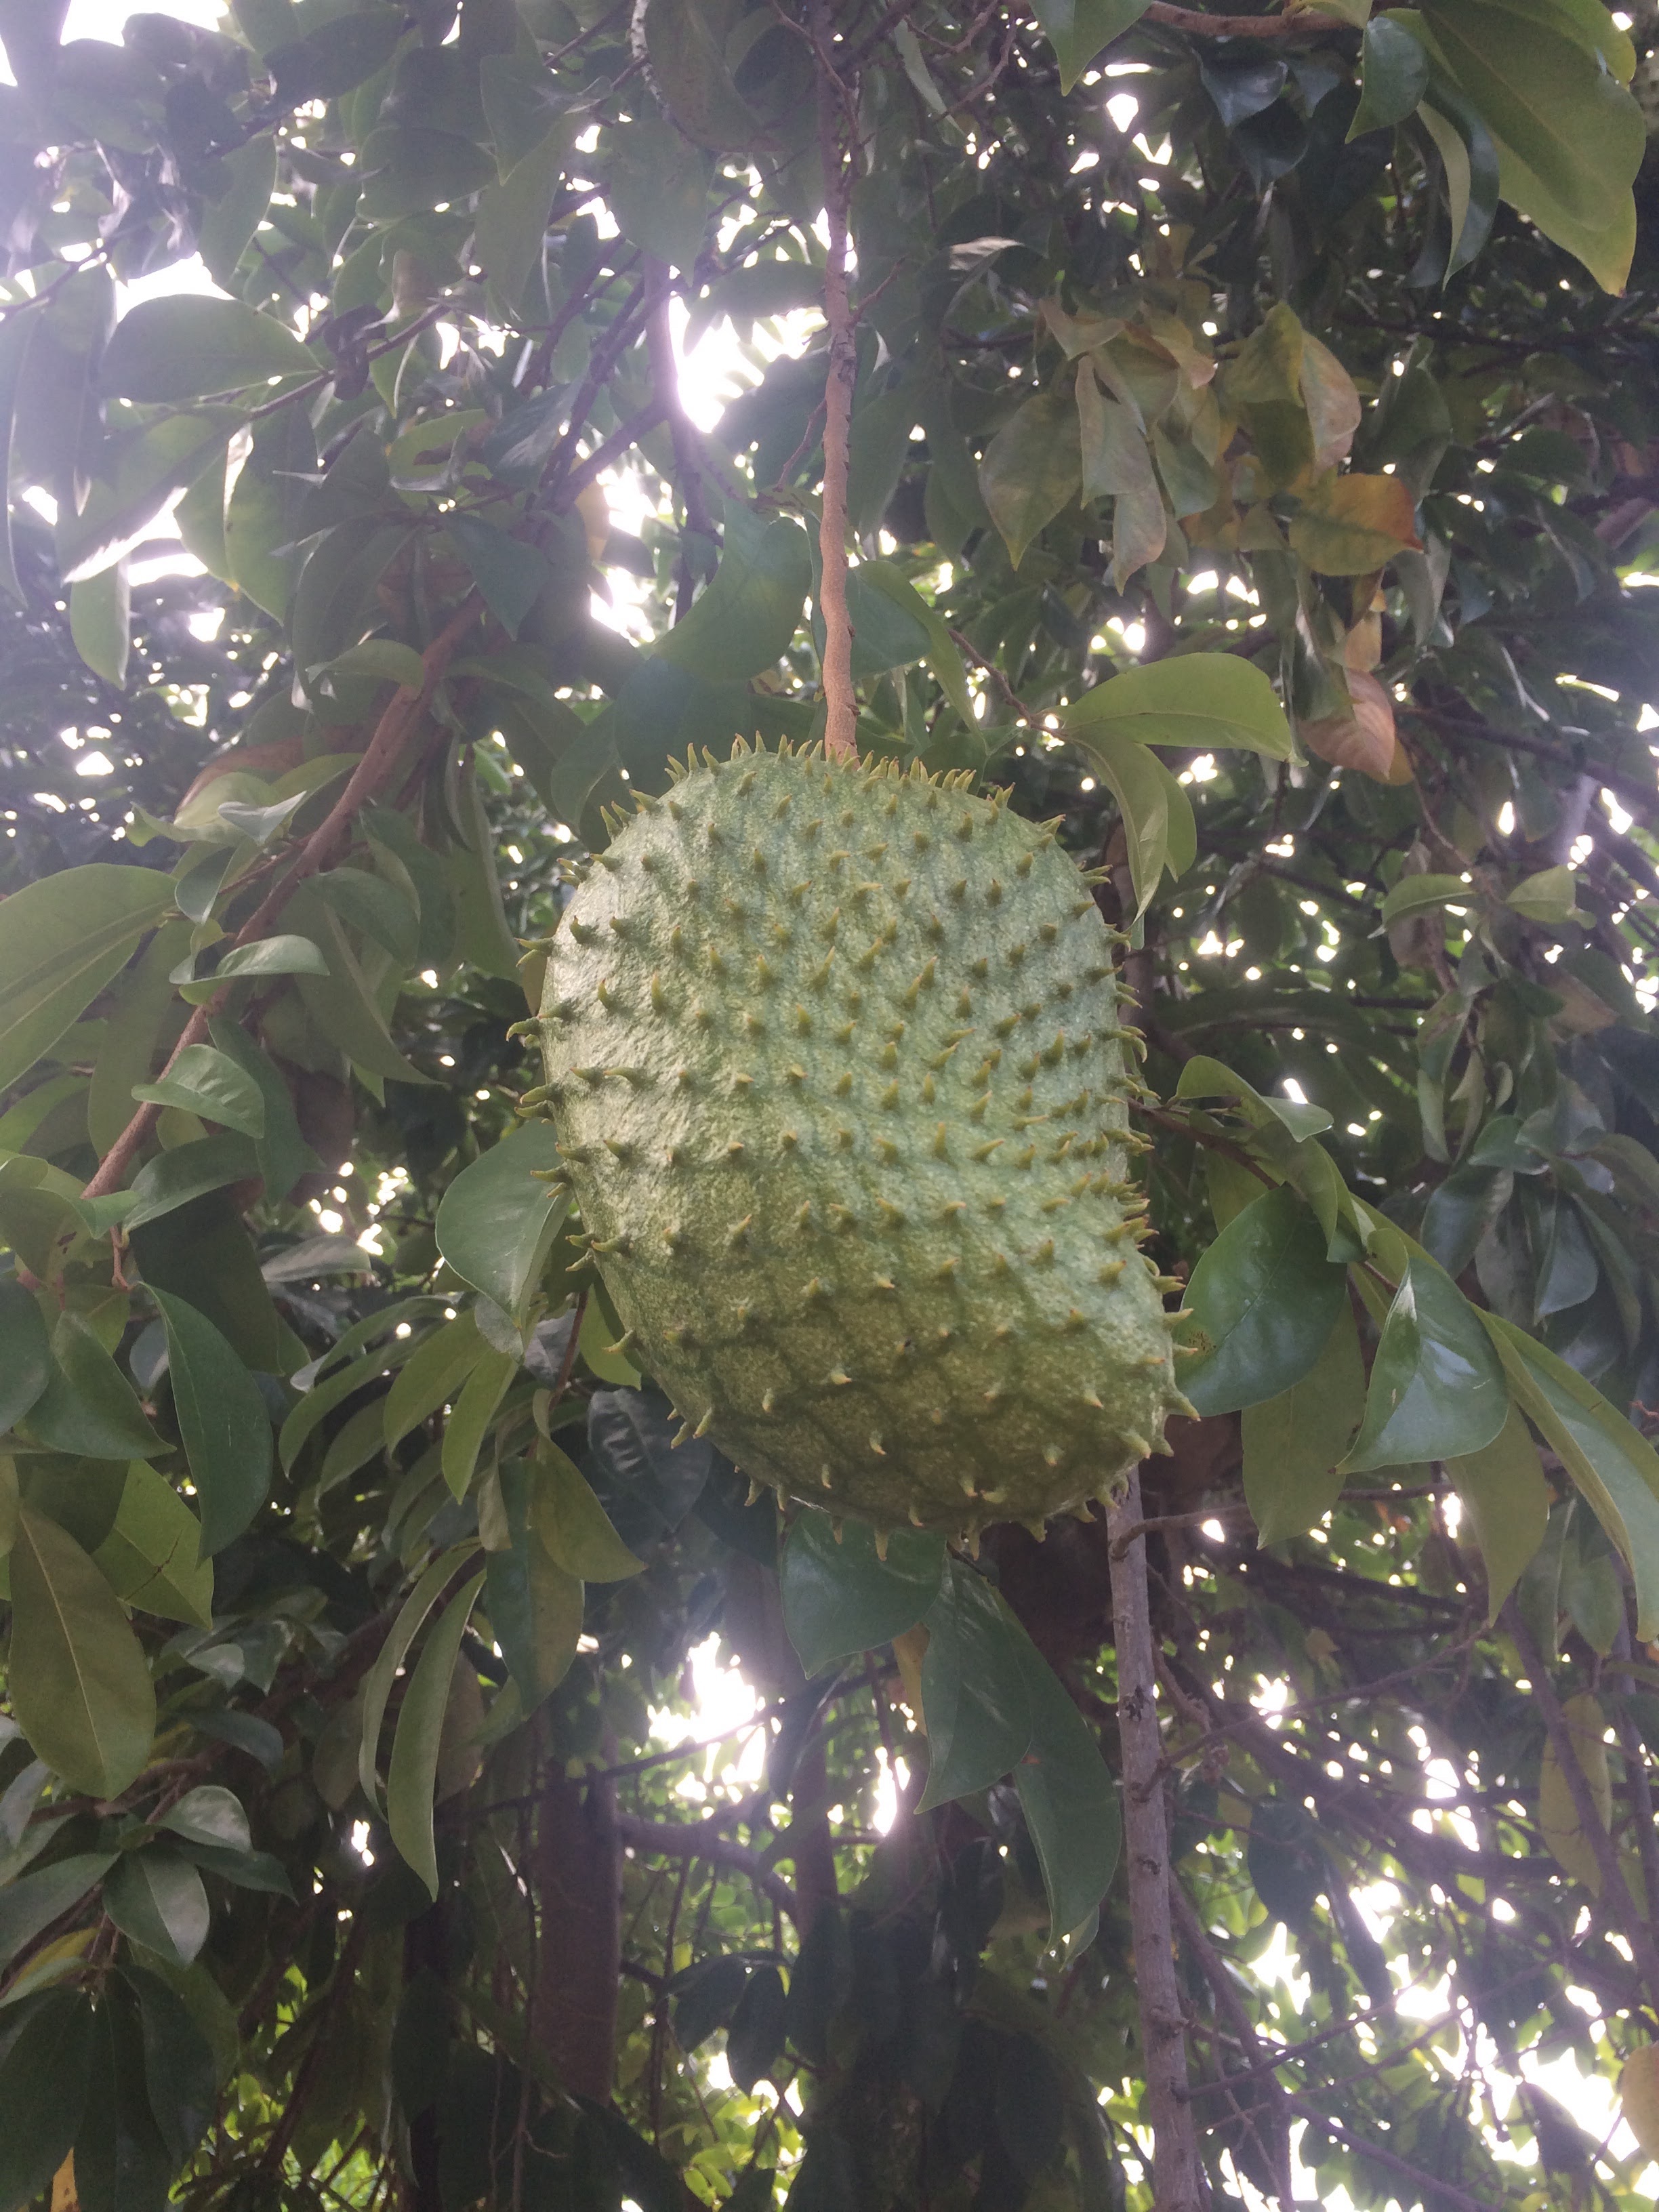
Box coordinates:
[1105,1466,1206,2210]
[812,1,858,762]
[81,594,483,1204]
[1144,1,1353,31]
[1502,1599,1659,2016]
[1282,2095,1493,2212]
[1169,1880,1295,2207]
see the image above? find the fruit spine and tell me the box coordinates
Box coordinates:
[531,740,1190,1543]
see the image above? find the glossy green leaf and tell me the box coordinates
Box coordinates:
[1073,731,1195,919]
[447,513,552,640]
[121,1132,262,1232]
[1484,1315,1659,1640]
[605,115,713,272]
[1242,1300,1366,1544]
[359,1544,480,1808]
[0,1989,94,2211]
[980,390,1082,569]
[917,1561,1032,1811]
[655,506,812,683]
[102,296,316,401]
[1064,653,1294,760]
[0,1851,116,1969]
[7,1506,156,1799]
[59,407,239,585]
[1343,1258,1508,1471]
[103,1848,210,1967]
[87,918,190,1157]
[384,1311,485,1451]
[198,132,277,288]
[1178,1186,1348,1417]
[1034,0,1154,88]
[159,1784,251,1854]
[434,1122,570,1320]
[485,1462,583,1713]
[25,1313,163,1460]
[530,1443,644,1582]
[0,863,176,1093]
[440,1344,518,1500]
[0,1279,49,1437]
[386,1570,485,1898]
[91,1461,214,1629]
[178,934,329,1005]
[1012,1634,1120,1937]
[131,1042,266,1138]
[1350,11,1430,131]
[780,1513,947,1679]
[151,1288,272,1557]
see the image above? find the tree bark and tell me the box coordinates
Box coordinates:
[1107,1467,1207,2209]
[530,1766,622,2104]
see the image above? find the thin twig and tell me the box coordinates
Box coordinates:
[811,1,859,762]
[1106,1467,1206,2209]
[82,595,484,1203]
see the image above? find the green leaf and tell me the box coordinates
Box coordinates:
[434,1122,571,1320]
[7,1506,156,1799]
[1012,1635,1120,1937]
[1174,1053,1334,1143]
[0,1853,116,1969]
[25,1313,163,1460]
[1075,733,1194,920]
[1179,1186,1349,1417]
[0,862,176,1094]
[1483,1315,1659,1640]
[159,1784,251,1853]
[1538,1689,1611,1891]
[359,1546,479,1809]
[1378,872,1471,926]
[1242,1301,1367,1544]
[316,637,427,691]
[1351,14,1431,134]
[178,935,328,1004]
[386,1570,485,1897]
[1033,0,1152,89]
[530,1443,644,1581]
[198,133,277,288]
[0,1279,50,1437]
[1444,1406,1550,1622]
[68,562,130,687]
[476,121,575,316]
[917,1561,1033,1811]
[384,1311,485,1451]
[87,919,190,1156]
[103,1849,209,1967]
[485,1461,583,1712]
[283,879,432,1088]
[1343,1258,1509,1472]
[1063,654,1294,760]
[151,1289,272,1558]
[643,0,764,146]
[447,513,551,640]
[780,1513,947,1678]
[853,562,976,726]
[1247,1796,1326,1931]
[122,1132,262,1232]
[59,408,240,585]
[91,1462,214,1629]
[102,296,316,401]
[1506,865,1580,924]
[980,390,1082,569]
[605,116,713,272]
[439,1344,518,1501]
[655,507,812,683]
[131,1042,266,1138]
[0,1990,94,2211]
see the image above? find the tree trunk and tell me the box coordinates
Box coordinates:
[530,1767,622,2105]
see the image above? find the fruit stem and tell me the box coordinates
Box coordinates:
[813,1,858,764]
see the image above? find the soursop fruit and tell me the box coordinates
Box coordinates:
[531,741,1190,1541]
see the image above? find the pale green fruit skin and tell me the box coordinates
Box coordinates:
[535,744,1182,1539]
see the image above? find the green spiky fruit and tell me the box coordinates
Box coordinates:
[533,741,1189,1542]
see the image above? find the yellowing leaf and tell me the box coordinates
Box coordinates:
[1288,472,1422,575]
[1300,669,1407,783]
[1538,1690,1611,1893]
[1446,1408,1550,1622]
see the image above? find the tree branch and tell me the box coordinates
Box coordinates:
[1170,1879,1296,2205]
[1145,1,1355,33]
[82,594,483,1202]
[812,1,859,762]
[615,1813,801,1927]
[1106,1467,1206,2209]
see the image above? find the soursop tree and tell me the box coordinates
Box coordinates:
[1,1,1659,2207]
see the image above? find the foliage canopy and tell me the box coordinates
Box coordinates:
[2,0,1659,2207]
